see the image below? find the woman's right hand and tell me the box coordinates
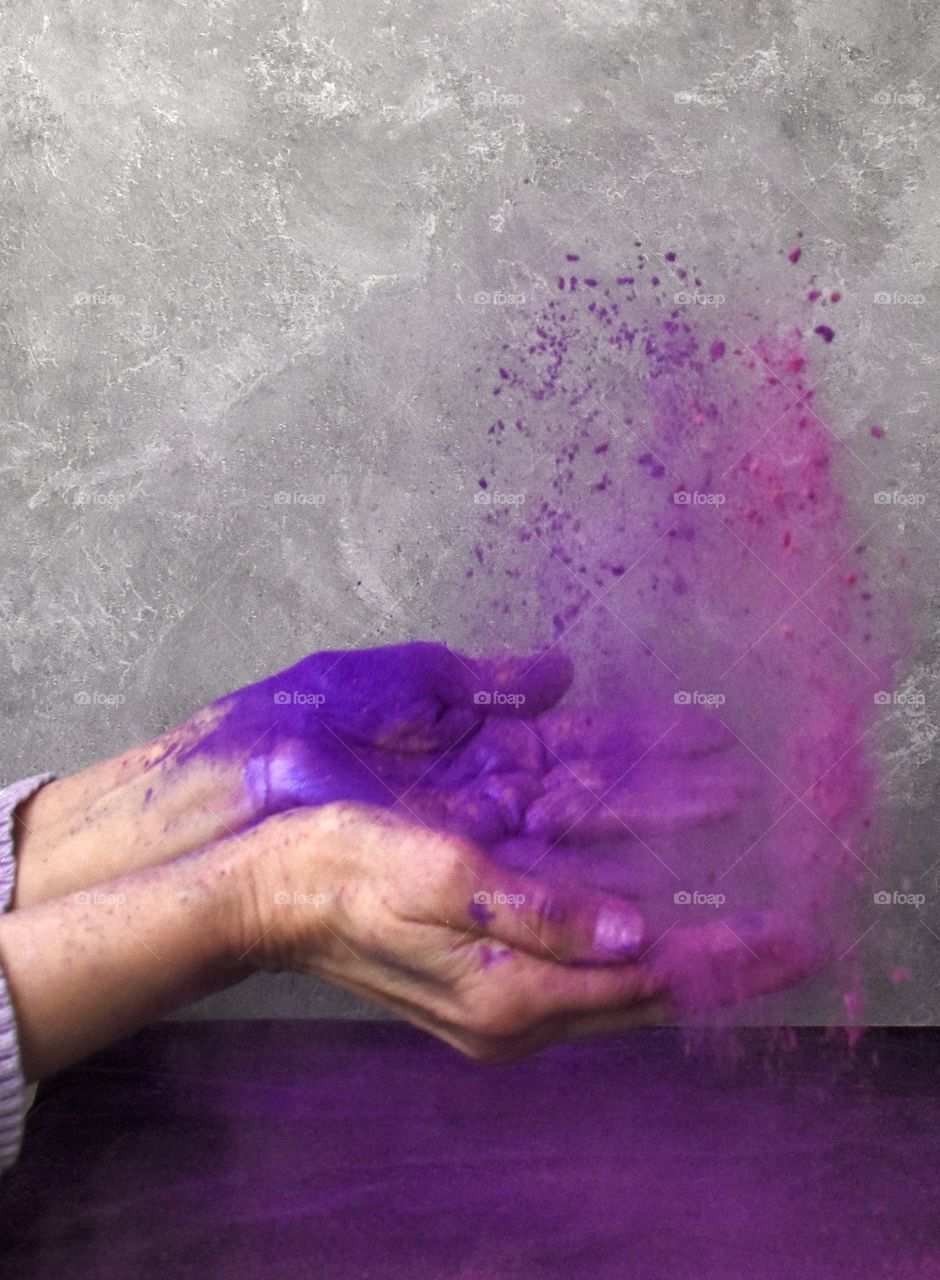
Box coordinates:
[231,803,818,1061]
[0,799,818,1086]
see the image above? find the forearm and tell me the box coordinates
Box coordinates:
[11,709,252,909]
[0,837,251,1080]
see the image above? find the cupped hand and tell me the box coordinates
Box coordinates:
[11,642,571,907]
[179,641,573,843]
[233,803,819,1055]
[524,702,758,842]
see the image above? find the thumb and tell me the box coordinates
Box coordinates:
[461,866,646,964]
[458,649,574,718]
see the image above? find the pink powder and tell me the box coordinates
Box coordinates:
[462,240,910,1023]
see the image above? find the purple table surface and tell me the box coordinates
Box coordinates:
[0,1021,938,1280]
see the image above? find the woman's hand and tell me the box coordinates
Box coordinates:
[0,798,818,1083]
[232,803,817,1060]
[10,642,571,908]
[524,702,757,841]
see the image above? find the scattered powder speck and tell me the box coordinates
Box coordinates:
[460,239,911,1023]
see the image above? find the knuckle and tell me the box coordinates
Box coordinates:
[524,889,569,943]
[422,836,486,896]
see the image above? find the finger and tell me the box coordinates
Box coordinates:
[456,866,647,964]
[489,835,656,899]
[536,704,734,763]
[526,759,755,842]
[277,643,467,752]
[440,950,668,1060]
[401,772,543,845]
[641,913,822,1013]
[456,649,574,718]
[438,719,545,786]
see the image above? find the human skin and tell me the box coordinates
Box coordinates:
[2,640,816,1083]
[0,801,812,1082]
[10,642,574,909]
[12,643,757,909]
[0,803,660,1079]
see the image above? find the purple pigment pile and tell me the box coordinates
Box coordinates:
[464,237,910,1023]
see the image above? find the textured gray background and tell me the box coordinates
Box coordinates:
[1,1,937,1023]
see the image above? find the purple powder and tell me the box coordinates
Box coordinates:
[461,238,910,1022]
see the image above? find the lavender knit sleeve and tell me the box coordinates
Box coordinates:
[0,773,56,1176]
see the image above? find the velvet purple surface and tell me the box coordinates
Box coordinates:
[1,1022,938,1279]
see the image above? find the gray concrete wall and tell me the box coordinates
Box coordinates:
[1,1,937,1023]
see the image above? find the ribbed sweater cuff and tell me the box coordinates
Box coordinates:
[0,773,56,1176]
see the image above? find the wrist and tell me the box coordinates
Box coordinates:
[222,806,352,975]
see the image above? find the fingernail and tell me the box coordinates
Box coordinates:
[593,906,644,958]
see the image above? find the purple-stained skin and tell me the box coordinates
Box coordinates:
[177,641,575,844]
[174,236,909,1022]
